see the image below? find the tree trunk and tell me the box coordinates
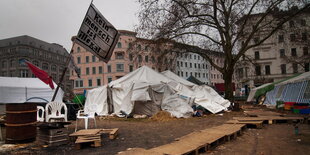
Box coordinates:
[223,68,234,102]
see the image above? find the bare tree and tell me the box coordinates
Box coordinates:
[137,0,310,100]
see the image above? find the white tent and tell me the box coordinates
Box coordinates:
[108,66,193,118]
[0,77,63,103]
[162,70,230,113]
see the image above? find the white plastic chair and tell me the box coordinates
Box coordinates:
[75,109,97,132]
[37,106,45,122]
[45,101,68,122]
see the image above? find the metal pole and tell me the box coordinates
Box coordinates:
[51,49,73,101]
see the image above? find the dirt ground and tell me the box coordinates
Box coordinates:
[3,106,310,155]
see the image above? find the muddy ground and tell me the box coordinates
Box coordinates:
[3,106,310,155]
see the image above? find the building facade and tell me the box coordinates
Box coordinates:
[0,35,73,98]
[70,30,177,94]
[175,52,210,84]
[236,10,310,90]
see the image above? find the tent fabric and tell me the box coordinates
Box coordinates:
[84,85,108,115]
[0,77,63,103]
[162,70,196,87]
[275,72,310,86]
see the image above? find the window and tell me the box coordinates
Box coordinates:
[117,42,122,48]
[10,59,15,67]
[20,70,28,77]
[92,67,96,74]
[255,51,260,59]
[97,79,101,86]
[190,63,192,68]
[194,55,196,59]
[291,48,297,56]
[280,49,285,57]
[305,63,310,72]
[138,55,142,62]
[86,67,89,75]
[255,65,261,76]
[265,65,270,75]
[42,63,48,70]
[302,32,308,41]
[278,35,284,43]
[77,80,82,87]
[129,65,133,72]
[77,57,81,64]
[128,43,132,48]
[51,65,57,71]
[293,63,298,73]
[181,72,183,77]
[116,64,124,72]
[116,52,124,59]
[145,56,149,62]
[99,66,103,74]
[92,56,96,62]
[108,77,112,83]
[185,62,187,67]
[86,56,89,63]
[181,62,183,67]
[281,64,286,74]
[194,63,196,68]
[151,56,155,63]
[290,34,296,41]
[186,72,188,77]
[107,65,111,73]
[289,20,295,28]
[129,54,133,61]
[2,60,7,68]
[88,79,92,87]
[303,47,309,55]
[177,61,179,67]
[77,47,80,52]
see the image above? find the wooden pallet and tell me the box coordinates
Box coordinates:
[100,128,119,139]
[70,129,102,149]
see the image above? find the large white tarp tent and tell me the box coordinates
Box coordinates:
[108,66,194,118]
[264,71,310,105]
[162,70,230,113]
[0,77,63,103]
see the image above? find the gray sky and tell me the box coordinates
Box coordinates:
[0,0,139,51]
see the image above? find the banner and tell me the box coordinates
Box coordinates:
[75,3,120,63]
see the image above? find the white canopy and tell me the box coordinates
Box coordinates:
[0,77,63,103]
[247,83,272,102]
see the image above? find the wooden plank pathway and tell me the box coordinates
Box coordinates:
[119,124,246,155]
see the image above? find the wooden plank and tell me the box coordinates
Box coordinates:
[70,129,101,137]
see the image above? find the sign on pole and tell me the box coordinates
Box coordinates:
[75,3,120,63]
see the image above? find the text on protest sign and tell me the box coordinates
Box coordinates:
[75,3,120,63]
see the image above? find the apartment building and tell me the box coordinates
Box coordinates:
[175,52,210,84]
[236,9,310,89]
[70,30,176,94]
[0,35,73,96]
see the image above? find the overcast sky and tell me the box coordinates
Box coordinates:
[0,0,139,51]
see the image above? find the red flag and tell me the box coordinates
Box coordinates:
[25,61,55,89]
